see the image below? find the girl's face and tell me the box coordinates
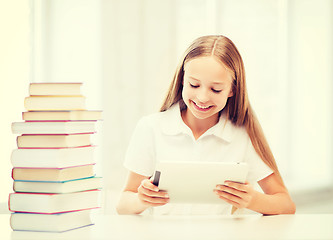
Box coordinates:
[182,56,234,122]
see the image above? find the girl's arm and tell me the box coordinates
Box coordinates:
[214,173,296,215]
[116,171,169,215]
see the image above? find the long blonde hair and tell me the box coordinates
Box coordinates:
[160,35,283,183]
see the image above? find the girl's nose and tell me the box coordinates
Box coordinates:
[197,88,210,103]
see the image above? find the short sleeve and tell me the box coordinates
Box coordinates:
[244,139,273,183]
[123,116,156,177]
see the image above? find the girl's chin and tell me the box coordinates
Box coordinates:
[191,111,219,121]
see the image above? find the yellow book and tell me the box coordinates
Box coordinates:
[17,133,92,148]
[24,96,86,111]
[12,164,95,181]
[29,82,83,96]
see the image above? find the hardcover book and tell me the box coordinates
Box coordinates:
[22,110,102,121]
[10,209,95,232]
[13,176,102,194]
[24,96,86,111]
[17,133,93,148]
[11,146,95,168]
[12,121,96,134]
[12,164,95,181]
[29,82,83,96]
[9,189,101,214]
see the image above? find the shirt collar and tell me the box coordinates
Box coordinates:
[160,102,191,136]
[160,102,234,143]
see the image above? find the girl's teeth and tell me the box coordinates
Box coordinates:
[196,103,210,109]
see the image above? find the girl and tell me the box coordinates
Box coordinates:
[116,35,296,215]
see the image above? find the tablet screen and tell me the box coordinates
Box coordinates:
[152,161,248,204]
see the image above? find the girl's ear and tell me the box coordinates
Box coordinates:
[227,76,235,98]
[228,87,234,97]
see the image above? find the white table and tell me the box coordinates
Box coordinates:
[1,214,332,240]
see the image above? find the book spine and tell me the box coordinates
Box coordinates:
[10,207,101,215]
[21,132,95,136]
[25,120,97,122]
[23,120,97,122]
[11,169,14,181]
[8,193,12,212]
[13,163,96,170]
[14,145,95,150]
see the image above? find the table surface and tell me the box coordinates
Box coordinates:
[1,213,333,240]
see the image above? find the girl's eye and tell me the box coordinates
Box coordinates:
[190,83,199,88]
[212,89,222,93]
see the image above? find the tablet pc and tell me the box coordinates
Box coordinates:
[152,161,248,204]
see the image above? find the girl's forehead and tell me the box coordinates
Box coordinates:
[184,56,233,82]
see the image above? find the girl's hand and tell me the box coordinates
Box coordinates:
[137,179,170,207]
[214,181,256,209]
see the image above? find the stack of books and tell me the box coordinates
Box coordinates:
[9,82,103,232]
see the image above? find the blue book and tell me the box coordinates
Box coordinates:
[13,176,102,193]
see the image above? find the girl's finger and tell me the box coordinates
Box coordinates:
[215,185,246,199]
[216,193,241,208]
[141,179,159,192]
[139,192,170,205]
[214,189,241,201]
[223,181,248,192]
[139,185,169,198]
[140,200,169,207]
[218,190,248,207]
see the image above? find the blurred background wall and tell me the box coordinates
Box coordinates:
[1,0,332,214]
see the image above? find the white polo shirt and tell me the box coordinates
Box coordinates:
[124,102,273,215]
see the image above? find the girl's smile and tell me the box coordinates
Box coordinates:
[191,100,214,112]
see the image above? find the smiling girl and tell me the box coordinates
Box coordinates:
[116,35,296,215]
